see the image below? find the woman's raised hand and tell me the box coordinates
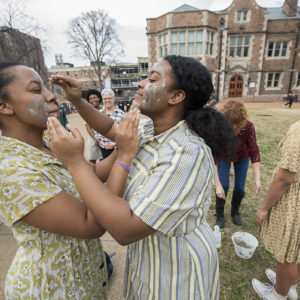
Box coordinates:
[115,110,140,162]
[50,75,82,103]
[47,117,86,168]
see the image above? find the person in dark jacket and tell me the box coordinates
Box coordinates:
[284,89,295,108]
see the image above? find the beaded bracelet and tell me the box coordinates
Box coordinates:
[116,161,131,172]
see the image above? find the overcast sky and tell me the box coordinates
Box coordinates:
[28,0,284,68]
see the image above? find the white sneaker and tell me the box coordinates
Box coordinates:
[252,278,274,298]
[265,269,298,300]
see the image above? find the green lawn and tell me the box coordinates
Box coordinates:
[206,107,300,299]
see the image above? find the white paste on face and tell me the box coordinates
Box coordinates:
[141,61,168,110]
[28,99,48,123]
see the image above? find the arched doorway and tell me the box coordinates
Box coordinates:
[228,75,244,97]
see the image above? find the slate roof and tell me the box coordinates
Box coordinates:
[172,4,199,12]
[267,6,300,20]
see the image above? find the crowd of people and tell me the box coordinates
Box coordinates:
[0,55,299,300]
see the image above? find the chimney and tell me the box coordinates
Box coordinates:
[55,54,59,66]
[282,0,298,17]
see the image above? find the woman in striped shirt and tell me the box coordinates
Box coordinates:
[48,55,237,299]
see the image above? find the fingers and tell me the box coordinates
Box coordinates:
[117,110,136,133]
[47,117,67,138]
[66,124,84,142]
[216,192,226,200]
[124,110,140,133]
[47,117,60,140]
[254,186,261,195]
[133,110,140,129]
[50,75,79,88]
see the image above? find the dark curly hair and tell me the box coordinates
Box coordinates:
[0,61,22,100]
[164,55,237,160]
[85,89,102,103]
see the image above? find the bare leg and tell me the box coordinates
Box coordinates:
[275,262,298,296]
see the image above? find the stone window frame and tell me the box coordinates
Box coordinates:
[160,28,215,57]
[229,35,251,58]
[186,30,204,56]
[170,31,186,56]
[205,30,215,56]
[159,33,169,57]
[266,40,289,59]
[265,72,282,90]
[235,9,250,22]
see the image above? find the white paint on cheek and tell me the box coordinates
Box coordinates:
[28,99,48,122]
[161,70,166,89]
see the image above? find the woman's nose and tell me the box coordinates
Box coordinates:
[138,78,146,88]
[44,88,56,102]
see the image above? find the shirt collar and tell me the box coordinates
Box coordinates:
[140,119,187,144]
[0,136,63,165]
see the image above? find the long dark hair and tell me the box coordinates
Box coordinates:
[0,61,22,100]
[164,55,237,160]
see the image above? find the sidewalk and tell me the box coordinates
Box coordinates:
[0,113,126,300]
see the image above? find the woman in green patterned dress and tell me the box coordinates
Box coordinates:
[0,62,139,299]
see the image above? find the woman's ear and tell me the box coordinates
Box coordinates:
[168,90,185,105]
[0,99,14,116]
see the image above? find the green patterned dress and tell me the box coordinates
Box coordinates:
[0,136,107,299]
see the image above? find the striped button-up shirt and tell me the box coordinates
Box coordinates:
[123,119,219,300]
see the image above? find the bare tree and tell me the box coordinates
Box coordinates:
[0,0,49,82]
[0,0,48,49]
[66,9,124,87]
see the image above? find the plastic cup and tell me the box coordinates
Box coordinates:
[231,232,258,259]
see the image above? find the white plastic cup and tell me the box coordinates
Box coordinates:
[213,225,221,248]
[231,232,258,259]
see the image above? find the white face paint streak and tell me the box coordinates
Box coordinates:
[28,99,48,123]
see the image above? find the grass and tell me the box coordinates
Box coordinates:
[206,106,300,299]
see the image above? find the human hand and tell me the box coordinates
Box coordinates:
[128,100,141,112]
[115,110,140,163]
[255,208,268,229]
[215,183,226,200]
[105,142,116,150]
[47,117,86,169]
[254,181,261,195]
[50,75,82,104]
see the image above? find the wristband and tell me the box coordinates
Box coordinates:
[116,161,131,172]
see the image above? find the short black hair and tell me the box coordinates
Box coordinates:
[85,89,102,103]
[0,61,22,100]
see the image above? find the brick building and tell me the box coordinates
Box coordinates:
[146,0,300,100]
[49,63,110,93]
[49,57,149,104]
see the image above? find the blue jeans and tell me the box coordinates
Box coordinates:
[216,158,250,195]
